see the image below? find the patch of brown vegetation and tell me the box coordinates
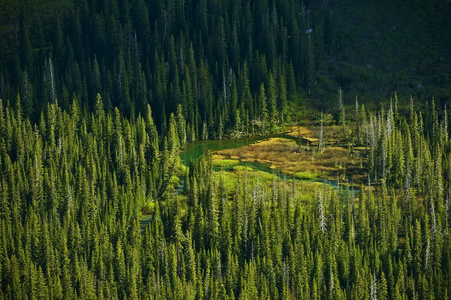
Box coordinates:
[286,125,344,144]
[213,126,366,184]
[211,154,227,160]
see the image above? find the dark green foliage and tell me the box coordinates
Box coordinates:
[0,97,450,298]
[0,0,320,136]
[0,0,450,298]
[8,0,444,135]
[0,98,159,298]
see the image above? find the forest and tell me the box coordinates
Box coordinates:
[0,0,451,299]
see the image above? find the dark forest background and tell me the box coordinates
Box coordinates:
[1,0,450,133]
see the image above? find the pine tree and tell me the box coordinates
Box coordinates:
[318,190,327,234]
[176,104,187,147]
[267,73,277,131]
[319,111,325,153]
[168,113,180,154]
[259,83,268,134]
[338,87,345,136]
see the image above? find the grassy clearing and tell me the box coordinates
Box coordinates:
[212,167,282,193]
[286,125,344,143]
[295,171,319,179]
[212,159,240,167]
[233,166,254,172]
[212,125,366,184]
[217,138,298,167]
[207,151,344,213]
[211,170,331,215]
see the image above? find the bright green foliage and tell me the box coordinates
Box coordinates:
[0,0,450,297]
[2,96,449,299]
[259,83,268,134]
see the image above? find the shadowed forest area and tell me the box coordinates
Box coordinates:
[0,0,450,299]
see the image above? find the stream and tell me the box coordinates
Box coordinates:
[179,134,359,193]
[141,134,357,232]
[179,133,299,166]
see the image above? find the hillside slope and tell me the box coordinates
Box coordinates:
[323,0,451,103]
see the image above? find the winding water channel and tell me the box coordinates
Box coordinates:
[179,134,347,190]
[179,133,299,166]
[141,134,357,231]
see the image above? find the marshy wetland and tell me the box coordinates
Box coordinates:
[181,125,365,189]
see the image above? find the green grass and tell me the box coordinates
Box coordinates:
[212,159,240,167]
[233,165,254,172]
[295,171,319,180]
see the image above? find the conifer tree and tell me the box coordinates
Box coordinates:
[259,83,268,134]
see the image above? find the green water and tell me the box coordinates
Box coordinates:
[140,214,153,233]
[141,134,355,232]
[180,135,356,192]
